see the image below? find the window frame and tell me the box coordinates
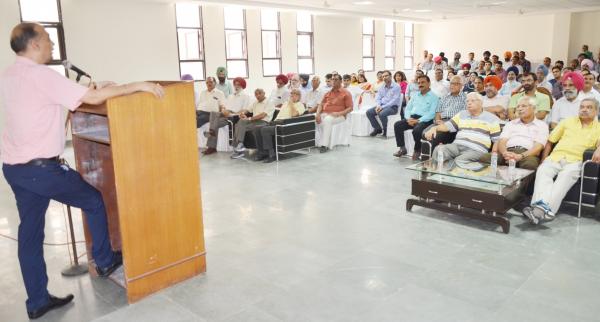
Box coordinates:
[384,21,395,71]
[223,7,249,79]
[296,13,314,75]
[175,4,206,81]
[18,0,68,75]
[403,22,414,71]
[362,18,375,72]
[260,9,282,77]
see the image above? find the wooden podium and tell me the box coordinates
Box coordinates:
[70,81,206,303]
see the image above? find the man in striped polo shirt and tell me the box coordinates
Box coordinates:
[425,92,501,163]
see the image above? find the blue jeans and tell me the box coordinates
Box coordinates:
[366,105,398,134]
[3,161,113,312]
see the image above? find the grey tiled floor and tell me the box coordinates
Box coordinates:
[1,137,599,322]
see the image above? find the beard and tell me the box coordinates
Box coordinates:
[523,84,534,91]
[563,89,578,100]
[218,77,225,83]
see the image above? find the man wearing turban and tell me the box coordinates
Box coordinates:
[550,72,585,129]
[269,74,291,119]
[216,66,233,97]
[535,65,552,92]
[482,75,509,120]
[499,66,521,96]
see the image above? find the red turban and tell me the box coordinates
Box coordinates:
[233,77,246,89]
[434,56,442,64]
[276,74,289,84]
[561,72,585,91]
[461,63,471,69]
[484,75,502,90]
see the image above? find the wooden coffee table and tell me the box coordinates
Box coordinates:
[405,160,534,233]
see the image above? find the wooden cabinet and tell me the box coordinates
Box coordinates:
[71,82,205,303]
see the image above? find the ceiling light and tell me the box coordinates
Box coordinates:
[402,8,411,12]
[414,9,432,13]
[353,1,374,4]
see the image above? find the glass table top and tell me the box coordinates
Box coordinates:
[406,159,534,187]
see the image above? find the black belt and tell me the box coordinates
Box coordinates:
[508,146,528,151]
[24,156,60,166]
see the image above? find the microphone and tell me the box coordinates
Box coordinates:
[61,60,91,81]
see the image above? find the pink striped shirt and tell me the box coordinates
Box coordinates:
[0,56,88,164]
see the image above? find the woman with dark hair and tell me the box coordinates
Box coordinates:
[393,71,408,95]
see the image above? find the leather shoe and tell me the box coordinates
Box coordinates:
[264,155,277,163]
[369,129,382,137]
[393,147,407,157]
[412,151,421,161]
[96,251,123,278]
[28,294,74,319]
[202,147,217,155]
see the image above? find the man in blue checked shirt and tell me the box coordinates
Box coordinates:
[366,70,401,137]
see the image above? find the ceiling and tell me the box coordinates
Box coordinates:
[161,0,600,22]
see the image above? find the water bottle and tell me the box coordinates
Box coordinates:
[437,148,444,170]
[508,158,516,178]
[490,152,498,175]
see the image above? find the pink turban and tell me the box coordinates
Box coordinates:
[581,59,594,70]
[233,77,246,89]
[561,72,585,91]
[434,56,442,64]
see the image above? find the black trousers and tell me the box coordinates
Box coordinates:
[196,111,210,128]
[394,119,432,150]
[256,125,277,157]
[420,124,457,156]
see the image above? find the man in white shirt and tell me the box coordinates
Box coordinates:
[578,71,600,102]
[269,74,290,111]
[482,75,509,120]
[231,88,275,158]
[430,68,449,98]
[303,76,324,113]
[203,77,249,155]
[196,77,225,128]
[551,72,584,129]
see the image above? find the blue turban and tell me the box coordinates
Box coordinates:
[506,66,519,76]
[536,64,548,76]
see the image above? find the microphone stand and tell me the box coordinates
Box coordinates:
[61,204,89,276]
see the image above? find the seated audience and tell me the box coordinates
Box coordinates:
[323,73,334,93]
[462,71,477,93]
[202,77,249,155]
[581,44,593,59]
[216,66,233,97]
[315,74,353,153]
[196,76,225,128]
[450,52,462,72]
[425,92,501,163]
[406,70,424,101]
[430,68,450,98]
[433,56,447,71]
[466,52,477,72]
[519,51,531,73]
[550,72,584,129]
[231,89,275,158]
[523,98,600,224]
[495,61,506,82]
[394,71,408,97]
[473,76,485,95]
[508,55,524,75]
[367,70,401,136]
[421,53,434,73]
[499,66,521,96]
[255,89,306,163]
[422,75,467,152]
[373,71,385,92]
[480,96,548,170]
[508,73,551,121]
[482,75,509,120]
[304,76,325,113]
[299,73,311,97]
[394,75,439,160]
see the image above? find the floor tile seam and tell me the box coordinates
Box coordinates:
[163,292,211,321]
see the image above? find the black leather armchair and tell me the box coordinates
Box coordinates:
[563,149,600,217]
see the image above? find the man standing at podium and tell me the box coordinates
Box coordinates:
[0,22,164,319]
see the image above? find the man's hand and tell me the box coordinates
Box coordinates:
[240,113,248,119]
[592,147,600,163]
[315,113,322,124]
[375,106,383,114]
[222,110,231,117]
[95,81,117,89]
[435,119,444,125]
[425,127,436,140]
[136,82,165,99]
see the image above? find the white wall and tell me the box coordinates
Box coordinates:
[568,10,600,61]
[0,1,22,135]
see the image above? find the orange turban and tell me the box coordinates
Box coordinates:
[504,51,512,59]
[484,75,502,90]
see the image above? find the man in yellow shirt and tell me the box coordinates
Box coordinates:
[523,98,600,224]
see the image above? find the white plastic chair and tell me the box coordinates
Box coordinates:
[315,114,352,149]
[351,91,376,136]
[197,123,232,152]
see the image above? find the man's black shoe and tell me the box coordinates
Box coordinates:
[255,154,268,161]
[28,294,74,319]
[264,155,277,163]
[369,129,382,137]
[96,251,123,278]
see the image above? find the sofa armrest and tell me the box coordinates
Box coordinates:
[273,114,316,125]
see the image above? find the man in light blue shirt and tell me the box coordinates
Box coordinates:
[394,75,439,160]
[366,70,401,136]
